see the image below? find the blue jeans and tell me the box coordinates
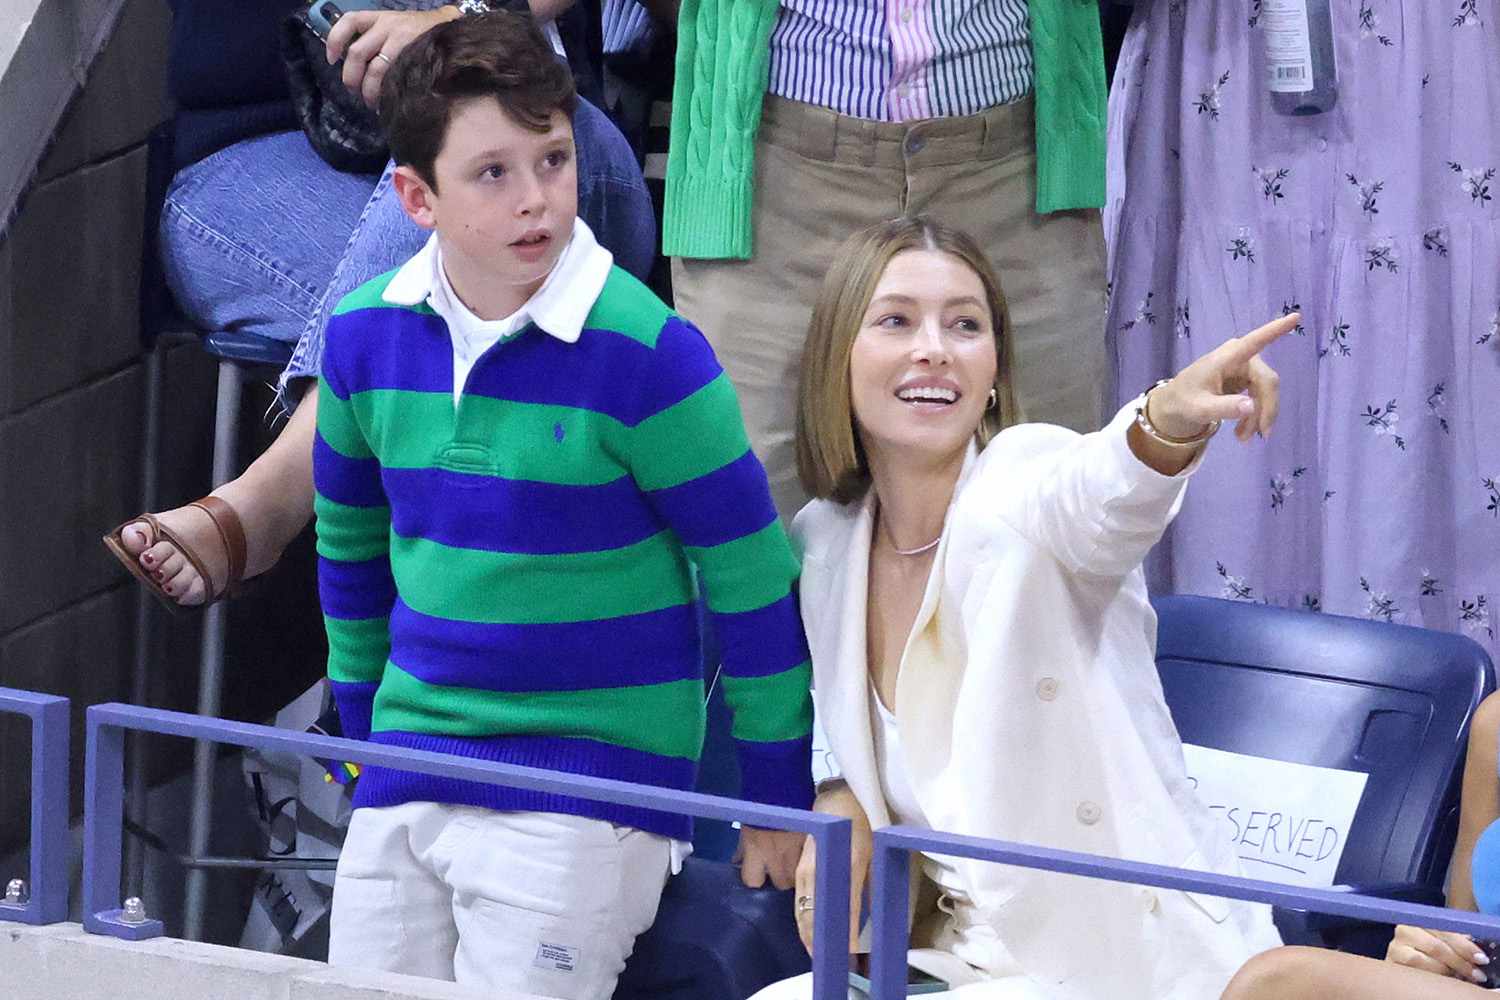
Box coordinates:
[157,97,656,409]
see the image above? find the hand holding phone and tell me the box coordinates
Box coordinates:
[303,0,385,42]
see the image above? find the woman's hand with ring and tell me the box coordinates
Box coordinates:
[326,7,462,108]
[794,781,872,955]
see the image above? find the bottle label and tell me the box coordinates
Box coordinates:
[1263,0,1315,93]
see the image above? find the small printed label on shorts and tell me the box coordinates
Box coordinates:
[533,941,580,973]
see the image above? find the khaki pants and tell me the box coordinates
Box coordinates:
[673,95,1109,521]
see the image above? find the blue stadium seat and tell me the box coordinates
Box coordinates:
[615,857,808,1000]
[1153,595,1495,955]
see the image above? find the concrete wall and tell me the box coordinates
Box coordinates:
[3,923,546,1000]
[0,0,330,891]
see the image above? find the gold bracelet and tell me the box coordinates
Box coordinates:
[1135,379,1220,448]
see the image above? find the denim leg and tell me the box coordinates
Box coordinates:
[159,130,380,344]
[276,97,656,409]
[277,160,403,406]
[573,95,657,281]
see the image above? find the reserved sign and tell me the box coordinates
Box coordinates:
[1182,744,1370,888]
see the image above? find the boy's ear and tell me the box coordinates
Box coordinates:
[392,165,438,231]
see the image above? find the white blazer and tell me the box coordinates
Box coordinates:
[791,403,1282,1000]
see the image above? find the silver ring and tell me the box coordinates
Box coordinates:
[795,894,814,913]
[374,52,392,66]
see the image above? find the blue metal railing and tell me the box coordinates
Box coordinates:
[4,688,1495,998]
[0,686,70,925]
[82,702,852,998]
[868,824,1500,997]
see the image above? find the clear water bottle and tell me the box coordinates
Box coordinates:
[1262,0,1338,115]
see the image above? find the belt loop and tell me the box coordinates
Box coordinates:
[861,118,879,169]
[979,108,1002,161]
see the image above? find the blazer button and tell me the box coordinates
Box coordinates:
[1076,801,1102,826]
[1139,888,1159,914]
[1036,677,1059,701]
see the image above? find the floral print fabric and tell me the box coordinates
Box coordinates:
[1105,0,1500,650]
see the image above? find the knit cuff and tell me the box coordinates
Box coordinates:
[735,734,816,812]
[1035,117,1106,214]
[330,680,379,743]
[662,171,756,261]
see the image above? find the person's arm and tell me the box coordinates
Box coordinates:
[1382,693,1500,983]
[313,319,395,742]
[327,1,579,108]
[993,314,1294,579]
[627,316,815,880]
[793,780,872,955]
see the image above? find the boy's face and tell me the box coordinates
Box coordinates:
[396,97,579,295]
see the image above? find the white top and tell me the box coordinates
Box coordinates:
[868,684,968,897]
[380,217,615,405]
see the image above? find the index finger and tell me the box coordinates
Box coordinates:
[326,9,379,61]
[1221,312,1300,365]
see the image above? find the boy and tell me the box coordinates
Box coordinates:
[313,14,814,998]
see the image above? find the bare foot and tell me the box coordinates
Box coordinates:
[118,505,230,606]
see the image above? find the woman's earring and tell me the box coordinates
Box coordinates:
[986,387,998,411]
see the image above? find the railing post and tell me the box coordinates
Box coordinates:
[0,687,69,925]
[868,840,911,999]
[82,709,162,939]
[810,818,851,1000]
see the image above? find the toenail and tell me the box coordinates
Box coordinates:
[153,571,164,581]
[163,585,174,595]
[142,555,154,566]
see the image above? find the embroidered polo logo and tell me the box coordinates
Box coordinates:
[553,421,566,443]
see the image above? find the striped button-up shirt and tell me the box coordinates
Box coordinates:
[768,0,1033,123]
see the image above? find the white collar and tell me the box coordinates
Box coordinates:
[381,217,614,345]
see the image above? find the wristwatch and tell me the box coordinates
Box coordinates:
[455,0,495,15]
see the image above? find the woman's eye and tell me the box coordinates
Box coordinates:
[953,317,983,333]
[876,314,908,329]
[481,165,505,180]
[545,150,570,169]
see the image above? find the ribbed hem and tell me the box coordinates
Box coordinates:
[662,172,756,260]
[352,731,697,841]
[1035,117,1106,214]
[734,734,815,812]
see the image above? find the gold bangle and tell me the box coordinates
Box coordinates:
[1136,380,1219,448]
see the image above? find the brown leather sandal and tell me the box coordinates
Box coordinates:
[101,496,247,613]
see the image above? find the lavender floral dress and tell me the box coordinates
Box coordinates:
[1105,0,1499,651]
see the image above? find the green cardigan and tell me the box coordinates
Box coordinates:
[662,0,1108,260]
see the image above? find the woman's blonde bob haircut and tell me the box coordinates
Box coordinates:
[796,215,1020,504]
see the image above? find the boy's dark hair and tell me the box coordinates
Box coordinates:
[379,12,577,191]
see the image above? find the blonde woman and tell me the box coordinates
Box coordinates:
[753,216,1294,1000]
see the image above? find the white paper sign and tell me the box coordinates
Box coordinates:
[1182,744,1369,888]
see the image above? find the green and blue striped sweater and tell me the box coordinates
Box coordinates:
[314,265,815,838]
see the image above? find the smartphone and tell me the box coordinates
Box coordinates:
[847,967,949,997]
[303,0,385,42]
